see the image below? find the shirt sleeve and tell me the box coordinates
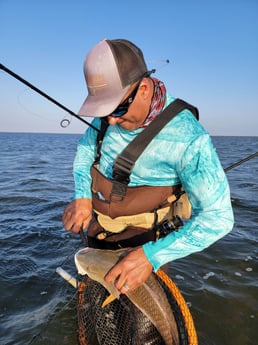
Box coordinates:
[73,118,100,199]
[143,133,234,271]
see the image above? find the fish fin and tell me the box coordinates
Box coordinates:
[102,294,117,308]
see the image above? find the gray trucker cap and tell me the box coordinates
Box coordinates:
[78,38,148,117]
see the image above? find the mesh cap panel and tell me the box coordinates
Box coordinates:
[107,39,148,87]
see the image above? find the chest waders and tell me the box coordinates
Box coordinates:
[87,98,199,249]
[77,99,199,345]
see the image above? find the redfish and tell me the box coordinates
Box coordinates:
[75,247,179,345]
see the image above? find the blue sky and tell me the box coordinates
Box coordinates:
[1,0,258,135]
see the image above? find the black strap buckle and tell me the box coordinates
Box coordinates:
[110,181,128,202]
[113,155,134,183]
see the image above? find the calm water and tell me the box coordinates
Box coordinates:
[0,133,257,345]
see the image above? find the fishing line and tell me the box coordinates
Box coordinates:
[27,235,84,345]
[28,289,78,345]
[0,63,100,133]
[3,62,257,342]
[20,150,258,345]
[80,227,88,247]
[17,87,60,123]
[147,59,170,71]
[2,59,168,132]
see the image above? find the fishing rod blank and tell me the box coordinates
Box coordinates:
[224,151,258,172]
[2,63,257,170]
[0,63,100,133]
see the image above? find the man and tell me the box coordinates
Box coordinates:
[63,38,234,296]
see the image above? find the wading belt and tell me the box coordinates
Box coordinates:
[96,98,199,200]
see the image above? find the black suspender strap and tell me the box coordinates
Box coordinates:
[95,117,109,164]
[112,98,199,185]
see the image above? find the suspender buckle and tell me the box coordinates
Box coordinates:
[110,181,128,202]
[113,155,134,183]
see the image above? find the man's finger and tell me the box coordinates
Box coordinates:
[105,264,123,283]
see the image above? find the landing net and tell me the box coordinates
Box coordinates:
[77,269,198,345]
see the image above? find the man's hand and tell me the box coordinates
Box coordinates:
[104,247,153,294]
[62,198,92,233]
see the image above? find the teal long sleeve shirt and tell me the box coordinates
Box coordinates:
[73,95,234,271]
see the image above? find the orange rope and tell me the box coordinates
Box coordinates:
[156,269,198,345]
[77,280,88,345]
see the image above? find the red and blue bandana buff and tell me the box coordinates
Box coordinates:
[141,78,166,128]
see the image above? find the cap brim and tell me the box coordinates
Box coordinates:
[78,85,130,118]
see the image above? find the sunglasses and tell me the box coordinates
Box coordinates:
[111,81,141,117]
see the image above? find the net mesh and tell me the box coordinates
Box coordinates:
[77,271,197,345]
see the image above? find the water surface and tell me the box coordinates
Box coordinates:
[0,133,257,345]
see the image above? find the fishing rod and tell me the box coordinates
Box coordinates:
[0,63,100,133]
[224,151,258,172]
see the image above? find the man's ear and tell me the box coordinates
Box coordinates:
[139,78,153,100]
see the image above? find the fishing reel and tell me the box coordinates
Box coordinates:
[158,216,183,237]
